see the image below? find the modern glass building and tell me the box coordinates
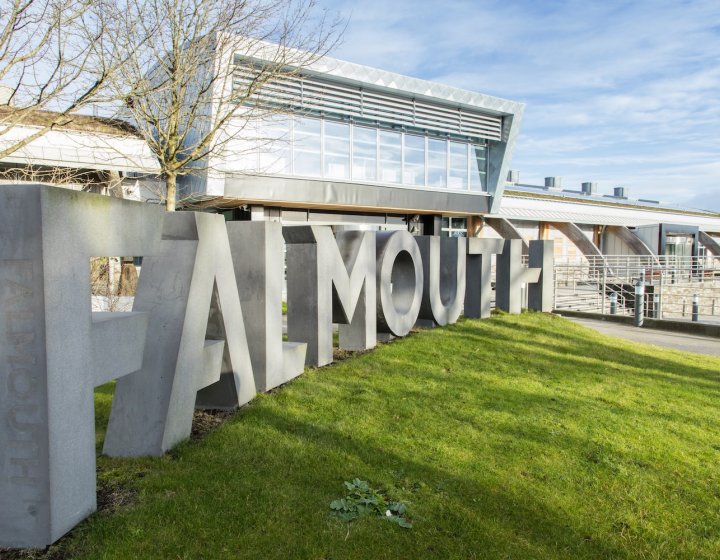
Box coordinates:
[180,51,524,233]
[174,49,720,263]
[2,45,716,262]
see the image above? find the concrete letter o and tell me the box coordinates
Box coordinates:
[376,230,423,336]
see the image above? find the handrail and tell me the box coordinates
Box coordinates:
[551,254,720,319]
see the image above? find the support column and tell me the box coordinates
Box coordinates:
[528,240,555,312]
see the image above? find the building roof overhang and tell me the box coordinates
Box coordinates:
[234,44,524,119]
[498,191,720,232]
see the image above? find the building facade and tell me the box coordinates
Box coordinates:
[173,49,720,262]
[0,109,160,199]
[1,49,719,262]
[179,52,522,232]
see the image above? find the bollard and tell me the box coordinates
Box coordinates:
[609,292,617,315]
[634,277,644,327]
[653,294,660,319]
[692,294,699,322]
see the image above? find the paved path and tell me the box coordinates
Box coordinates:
[566,317,720,358]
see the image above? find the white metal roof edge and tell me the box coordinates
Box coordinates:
[302,57,525,118]
[234,42,524,118]
[497,195,720,231]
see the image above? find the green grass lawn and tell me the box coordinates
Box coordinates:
[25,314,720,559]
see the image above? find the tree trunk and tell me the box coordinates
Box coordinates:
[118,259,138,296]
[166,171,177,211]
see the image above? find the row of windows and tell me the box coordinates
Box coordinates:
[252,116,489,191]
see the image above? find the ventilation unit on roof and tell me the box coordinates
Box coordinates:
[545,176,562,189]
[613,186,628,198]
[507,170,519,184]
[581,182,597,195]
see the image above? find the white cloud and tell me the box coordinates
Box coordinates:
[320,0,720,211]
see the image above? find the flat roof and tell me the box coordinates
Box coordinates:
[506,183,720,217]
[499,185,720,231]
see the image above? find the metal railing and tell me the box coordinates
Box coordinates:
[552,255,720,322]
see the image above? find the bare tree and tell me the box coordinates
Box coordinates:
[90,255,137,312]
[104,0,341,211]
[0,0,122,158]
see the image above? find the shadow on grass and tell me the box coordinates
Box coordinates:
[475,318,720,383]
[246,407,630,559]
[24,314,719,560]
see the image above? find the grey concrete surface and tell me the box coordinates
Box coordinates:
[335,230,378,352]
[465,238,504,319]
[528,240,554,313]
[229,222,306,391]
[496,239,541,314]
[416,236,466,326]
[0,186,163,548]
[566,316,720,357]
[104,212,257,458]
[284,226,377,367]
[375,230,423,337]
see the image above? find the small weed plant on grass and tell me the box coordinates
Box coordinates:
[330,478,412,528]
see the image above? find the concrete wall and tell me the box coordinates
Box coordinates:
[657,282,720,319]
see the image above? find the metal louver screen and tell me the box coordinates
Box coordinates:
[234,67,503,141]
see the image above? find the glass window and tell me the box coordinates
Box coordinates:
[257,116,291,174]
[352,126,377,182]
[441,216,467,238]
[470,144,487,191]
[324,121,350,179]
[427,138,447,187]
[378,130,401,184]
[293,117,321,177]
[267,119,486,191]
[448,141,468,189]
[403,134,425,186]
[451,217,467,237]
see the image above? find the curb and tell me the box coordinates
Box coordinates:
[554,310,720,339]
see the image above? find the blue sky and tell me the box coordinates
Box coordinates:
[319,0,720,211]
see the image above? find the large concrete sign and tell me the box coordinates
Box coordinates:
[284,226,377,367]
[103,212,257,458]
[0,186,162,547]
[228,222,306,391]
[0,186,553,548]
[465,238,505,319]
[376,230,424,336]
[417,236,466,326]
